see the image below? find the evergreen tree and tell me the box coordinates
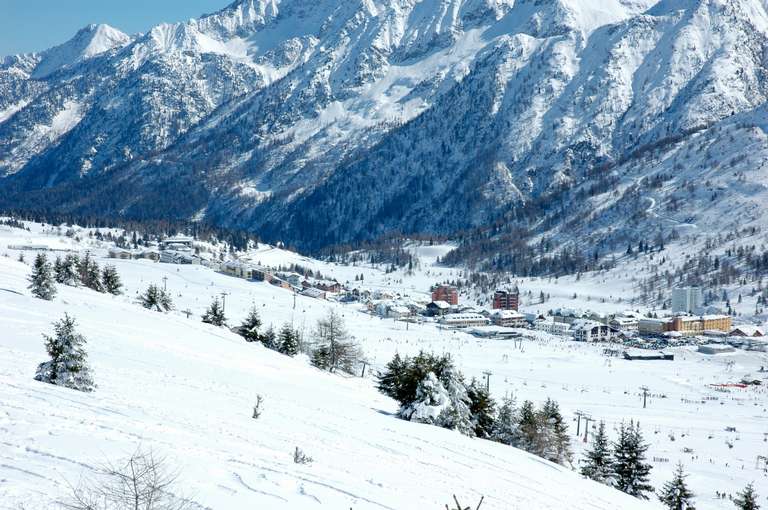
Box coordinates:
[467,378,497,439]
[539,398,572,466]
[202,298,227,327]
[658,463,695,510]
[581,421,613,484]
[100,265,122,295]
[278,323,299,356]
[435,364,474,436]
[28,253,56,300]
[490,395,518,445]
[612,421,654,499]
[78,251,102,291]
[139,284,173,312]
[398,372,449,425]
[54,254,80,286]
[236,306,262,343]
[262,326,278,350]
[517,400,543,455]
[734,483,759,510]
[377,353,408,401]
[34,314,94,392]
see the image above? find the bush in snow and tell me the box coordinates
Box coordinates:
[34,314,94,392]
[293,447,313,465]
[28,253,56,300]
[252,395,264,419]
[201,297,227,327]
[60,448,192,510]
[139,284,173,312]
[446,495,484,510]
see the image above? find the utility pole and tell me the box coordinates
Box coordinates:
[221,291,230,313]
[640,385,650,409]
[162,276,168,291]
[575,410,585,436]
[482,370,492,392]
[583,416,594,442]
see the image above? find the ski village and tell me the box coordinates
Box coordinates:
[0,217,767,510]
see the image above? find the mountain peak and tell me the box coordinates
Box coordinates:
[31,23,131,79]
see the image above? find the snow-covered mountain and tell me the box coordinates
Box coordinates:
[1,0,767,256]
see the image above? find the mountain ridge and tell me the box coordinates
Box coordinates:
[1,0,767,262]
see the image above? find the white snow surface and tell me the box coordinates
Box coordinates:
[0,227,660,509]
[1,223,767,509]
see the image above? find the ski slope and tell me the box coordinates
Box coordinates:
[1,223,767,509]
[0,244,658,508]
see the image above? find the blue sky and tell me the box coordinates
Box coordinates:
[0,0,230,56]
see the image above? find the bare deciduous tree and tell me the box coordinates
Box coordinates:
[60,449,192,510]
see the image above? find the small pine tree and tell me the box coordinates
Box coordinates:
[262,326,278,350]
[278,323,299,356]
[34,314,95,392]
[658,463,695,510]
[435,365,474,437]
[612,421,654,499]
[734,483,759,510]
[236,306,262,342]
[377,353,408,401]
[202,298,227,327]
[581,421,613,484]
[139,284,173,312]
[539,398,572,466]
[78,251,102,291]
[101,265,122,295]
[466,379,496,439]
[490,395,518,445]
[28,253,56,300]
[54,254,80,286]
[517,400,543,455]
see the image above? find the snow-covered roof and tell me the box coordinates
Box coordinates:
[429,300,451,309]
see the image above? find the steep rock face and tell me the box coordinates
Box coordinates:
[1,0,768,254]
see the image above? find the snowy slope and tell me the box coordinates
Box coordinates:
[0,258,659,509]
[2,223,767,509]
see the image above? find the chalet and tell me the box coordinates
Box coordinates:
[490,310,527,328]
[426,300,451,317]
[136,249,160,261]
[572,320,620,342]
[431,285,459,305]
[388,306,412,320]
[300,287,326,300]
[159,236,194,251]
[730,325,765,337]
[314,280,343,293]
[108,247,132,260]
[160,251,195,264]
[439,313,490,329]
